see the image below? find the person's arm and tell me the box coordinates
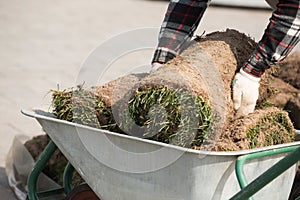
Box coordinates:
[233,0,300,117]
[244,0,300,77]
[152,0,210,65]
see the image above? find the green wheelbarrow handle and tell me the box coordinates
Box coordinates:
[231,146,300,200]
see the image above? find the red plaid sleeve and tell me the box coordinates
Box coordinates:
[152,0,209,64]
[243,0,300,77]
[153,0,300,78]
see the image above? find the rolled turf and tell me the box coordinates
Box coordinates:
[51,29,295,150]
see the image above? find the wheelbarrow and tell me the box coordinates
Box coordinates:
[22,108,300,200]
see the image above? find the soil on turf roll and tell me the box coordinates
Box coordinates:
[115,57,213,147]
[180,29,258,140]
[209,107,295,151]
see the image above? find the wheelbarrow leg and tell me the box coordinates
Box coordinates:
[27,140,58,200]
[63,162,75,194]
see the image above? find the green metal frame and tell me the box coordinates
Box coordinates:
[231,146,300,200]
[27,140,75,200]
[63,162,75,195]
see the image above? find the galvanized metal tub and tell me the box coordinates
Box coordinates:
[22,108,300,200]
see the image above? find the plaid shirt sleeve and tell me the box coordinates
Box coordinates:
[243,0,300,77]
[152,0,210,64]
[153,0,300,78]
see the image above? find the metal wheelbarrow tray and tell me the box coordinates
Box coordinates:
[22,108,300,200]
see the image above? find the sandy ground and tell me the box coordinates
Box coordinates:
[0,0,286,198]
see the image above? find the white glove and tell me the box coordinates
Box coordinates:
[150,62,162,73]
[232,68,260,117]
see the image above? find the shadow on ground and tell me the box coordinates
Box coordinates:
[0,167,17,200]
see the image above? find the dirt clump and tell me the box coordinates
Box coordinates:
[285,94,300,129]
[256,51,300,129]
[273,51,300,89]
[24,135,84,186]
[257,76,299,108]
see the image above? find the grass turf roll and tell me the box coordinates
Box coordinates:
[210,107,295,151]
[125,86,212,147]
[50,29,295,151]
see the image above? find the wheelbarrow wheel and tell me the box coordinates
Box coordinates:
[65,183,100,200]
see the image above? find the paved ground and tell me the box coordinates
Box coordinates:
[0,168,16,199]
[0,0,279,199]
